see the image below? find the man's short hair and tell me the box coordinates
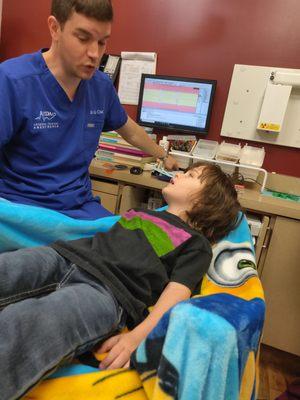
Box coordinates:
[51,0,113,25]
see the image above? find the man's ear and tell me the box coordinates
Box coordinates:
[47,16,62,41]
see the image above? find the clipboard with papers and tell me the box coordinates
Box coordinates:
[118,51,157,105]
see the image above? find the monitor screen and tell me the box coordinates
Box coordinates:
[137,74,216,134]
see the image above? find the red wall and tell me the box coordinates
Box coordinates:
[1,0,300,177]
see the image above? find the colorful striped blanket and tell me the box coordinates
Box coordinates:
[0,200,264,399]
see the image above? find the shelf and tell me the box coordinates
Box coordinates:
[169,151,268,193]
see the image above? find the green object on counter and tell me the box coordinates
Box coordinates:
[263,189,300,203]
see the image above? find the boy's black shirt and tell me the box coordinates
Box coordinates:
[51,209,212,328]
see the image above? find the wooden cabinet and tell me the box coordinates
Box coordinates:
[91,179,119,214]
[91,179,147,214]
[259,216,300,356]
[118,185,146,214]
[255,215,270,266]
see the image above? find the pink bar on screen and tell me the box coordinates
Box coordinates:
[145,82,199,94]
[143,101,196,113]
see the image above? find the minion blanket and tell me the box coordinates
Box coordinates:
[15,205,264,400]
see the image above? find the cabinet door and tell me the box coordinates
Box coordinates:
[118,185,146,214]
[91,180,119,214]
[92,190,117,214]
[260,217,300,355]
[255,215,270,267]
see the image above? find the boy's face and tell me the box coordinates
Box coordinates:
[162,166,206,210]
[51,11,111,80]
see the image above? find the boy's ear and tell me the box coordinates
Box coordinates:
[48,15,62,41]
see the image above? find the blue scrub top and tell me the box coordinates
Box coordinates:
[0,50,128,219]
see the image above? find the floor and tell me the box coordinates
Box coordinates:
[258,344,300,400]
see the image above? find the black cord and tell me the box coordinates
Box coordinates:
[242,177,263,186]
[231,172,245,185]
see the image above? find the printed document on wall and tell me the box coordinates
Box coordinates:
[118,52,157,105]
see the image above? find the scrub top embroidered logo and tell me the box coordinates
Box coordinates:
[35,111,57,122]
[90,109,104,115]
[33,111,59,130]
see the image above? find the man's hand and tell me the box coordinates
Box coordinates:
[96,332,140,370]
[163,154,178,171]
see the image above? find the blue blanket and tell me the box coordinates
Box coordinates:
[1,200,265,399]
[0,198,120,252]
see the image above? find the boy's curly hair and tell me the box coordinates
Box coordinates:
[186,162,242,243]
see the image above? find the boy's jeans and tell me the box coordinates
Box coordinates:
[0,246,124,400]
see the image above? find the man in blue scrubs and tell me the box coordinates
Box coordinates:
[0,0,177,220]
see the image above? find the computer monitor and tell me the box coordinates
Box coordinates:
[137,74,216,134]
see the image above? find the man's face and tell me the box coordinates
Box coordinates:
[54,12,111,80]
[162,166,206,210]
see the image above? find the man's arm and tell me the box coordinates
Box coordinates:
[116,117,178,170]
[96,281,190,369]
[0,69,20,149]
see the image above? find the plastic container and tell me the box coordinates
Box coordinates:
[170,150,192,169]
[192,139,218,160]
[215,141,241,174]
[239,144,265,166]
[216,141,241,162]
[158,136,170,153]
[239,144,265,180]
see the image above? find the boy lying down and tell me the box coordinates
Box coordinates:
[0,162,241,399]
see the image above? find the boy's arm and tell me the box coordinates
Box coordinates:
[96,281,191,370]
